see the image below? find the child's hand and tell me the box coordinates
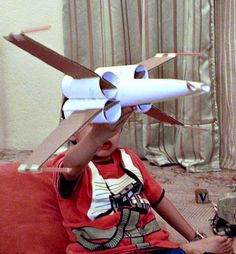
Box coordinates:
[89,106,134,144]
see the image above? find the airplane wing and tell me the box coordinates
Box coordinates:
[139,53,177,71]
[137,54,186,127]
[139,52,200,127]
[4,32,118,172]
[139,52,200,71]
[4,33,114,90]
[144,104,207,131]
[18,109,101,172]
[144,105,184,126]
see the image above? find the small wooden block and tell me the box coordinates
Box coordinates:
[195,189,210,203]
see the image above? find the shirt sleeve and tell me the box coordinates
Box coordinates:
[124,148,165,206]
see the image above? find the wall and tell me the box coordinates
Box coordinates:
[0,0,64,150]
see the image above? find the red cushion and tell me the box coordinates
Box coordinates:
[0,163,69,254]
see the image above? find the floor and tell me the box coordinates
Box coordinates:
[1,149,235,250]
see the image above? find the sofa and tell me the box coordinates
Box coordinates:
[0,163,69,254]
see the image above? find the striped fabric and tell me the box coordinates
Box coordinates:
[62,0,220,172]
[215,0,236,170]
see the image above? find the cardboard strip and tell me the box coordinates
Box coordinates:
[41,167,72,173]
[144,105,184,126]
[139,52,201,71]
[176,52,201,57]
[4,33,115,90]
[146,106,208,131]
[171,124,208,132]
[19,109,101,172]
[18,165,72,174]
[139,54,176,71]
[21,25,51,34]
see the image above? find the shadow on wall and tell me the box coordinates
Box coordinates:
[0,42,8,148]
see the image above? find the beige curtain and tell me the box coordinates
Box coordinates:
[215,1,236,170]
[63,0,219,172]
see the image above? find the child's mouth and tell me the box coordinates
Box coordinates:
[100,141,112,150]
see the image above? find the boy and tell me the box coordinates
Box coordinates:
[53,107,233,254]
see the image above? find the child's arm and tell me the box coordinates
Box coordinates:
[62,107,134,180]
[153,195,197,241]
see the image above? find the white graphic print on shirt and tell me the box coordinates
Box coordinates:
[87,150,148,221]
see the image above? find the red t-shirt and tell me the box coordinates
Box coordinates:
[53,148,178,253]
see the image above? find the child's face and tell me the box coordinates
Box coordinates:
[94,131,121,158]
[74,124,121,158]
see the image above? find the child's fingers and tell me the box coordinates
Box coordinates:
[119,109,133,122]
[98,106,133,132]
[121,106,135,115]
[115,107,134,127]
[119,107,134,122]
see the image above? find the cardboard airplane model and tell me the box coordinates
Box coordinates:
[4,30,209,173]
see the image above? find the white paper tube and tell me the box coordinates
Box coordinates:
[63,98,107,111]
[62,75,105,99]
[98,71,118,99]
[92,102,122,123]
[99,71,118,85]
[135,104,152,113]
[95,64,148,81]
[63,98,107,118]
[115,79,206,106]
[63,99,122,124]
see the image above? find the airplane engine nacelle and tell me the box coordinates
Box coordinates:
[63,99,121,124]
[92,102,121,123]
[62,75,117,100]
